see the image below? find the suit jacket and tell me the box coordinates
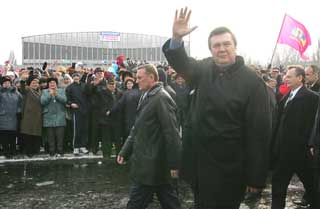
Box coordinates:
[272,86,318,164]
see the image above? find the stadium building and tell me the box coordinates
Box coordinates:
[22,31,190,66]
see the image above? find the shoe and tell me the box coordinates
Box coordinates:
[55,153,63,158]
[79,147,89,154]
[293,199,310,207]
[73,148,80,155]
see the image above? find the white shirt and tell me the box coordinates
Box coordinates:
[285,85,303,106]
[289,85,303,99]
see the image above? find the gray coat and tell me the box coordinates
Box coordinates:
[0,86,22,131]
[41,88,67,127]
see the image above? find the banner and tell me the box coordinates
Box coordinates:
[277,14,311,60]
[100,32,121,42]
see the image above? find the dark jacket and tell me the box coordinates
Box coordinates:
[0,86,22,131]
[65,81,90,114]
[119,83,181,186]
[94,86,122,125]
[309,81,320,93]
[163,39,272,206]
[20,84,42,136]
[86,79,107,114]
[309,96,320,167]
[110,88,141,134]
[170,82,189,114]
[273,86,318,163]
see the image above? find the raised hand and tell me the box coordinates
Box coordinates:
[172,7,198,41]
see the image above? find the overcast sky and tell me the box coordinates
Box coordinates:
[0,0,319,65]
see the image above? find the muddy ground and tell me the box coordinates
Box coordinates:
[0,158,306,209]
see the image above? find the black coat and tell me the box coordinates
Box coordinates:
[272,86,318,164]
[163,40,272,206]
[310,82,320,93]
[86,79,107,113]
[95,87,122,125]
[65,82,89,114]
[119,83,181,186]
[110,88,142,135]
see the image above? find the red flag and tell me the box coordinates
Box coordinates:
[277,14,311,60]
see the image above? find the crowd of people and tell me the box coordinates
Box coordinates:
[1,6,320,209]
[0,58,188,159]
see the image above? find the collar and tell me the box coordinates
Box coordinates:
[144,82,162,97]
[310,81,318,88]
[289,85,303,99]
[214,56,244,75]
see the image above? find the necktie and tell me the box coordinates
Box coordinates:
[284,92,294,107]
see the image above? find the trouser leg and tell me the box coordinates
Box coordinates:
[74,112,88,148]
[101,125,112,158]
[46,127,56,154]
[296,160,315,208]
[271,163,293,209]
[90,117,100,153]
[156,183,181,209]
[126,182,154,209]
[56,127,65,154]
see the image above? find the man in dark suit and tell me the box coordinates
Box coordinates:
[271,65,319,209]
[305,65,320,93]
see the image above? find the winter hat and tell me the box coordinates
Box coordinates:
[26,75,39,86]
[104,71,114,80]
[124,77,134,85]
[71,73,81,78]
[39,77,48,84]
[94,67,103,74]
[116,55,125,67]
[0,76,12,85]
[47,77,58,85]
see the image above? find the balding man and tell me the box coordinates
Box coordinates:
[305,65,320,92]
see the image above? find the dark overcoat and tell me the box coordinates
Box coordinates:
[119,83,181,186]
[163,40,272,206]
[273,86,318,164]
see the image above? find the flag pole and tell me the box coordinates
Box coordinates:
[270,14,287,66]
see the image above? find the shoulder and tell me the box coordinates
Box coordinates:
[239,66,266,87]
[158,88,177,107]
[304,87,319,99]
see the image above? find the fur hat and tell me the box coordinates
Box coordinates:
[124,77,135,87]
[26,75,39,86]
[1,76,12,85]
[47,77,58,85]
